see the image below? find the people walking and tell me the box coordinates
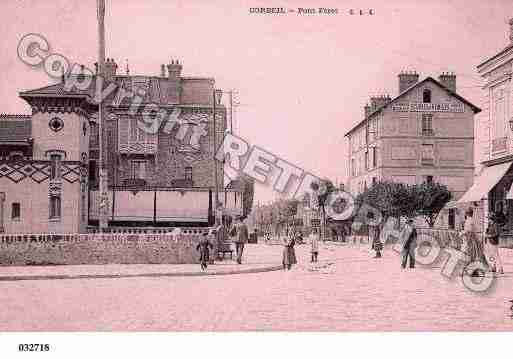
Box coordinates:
[282,231,297,270]
[196,232,213,271]
[370,225,382,258]
[401,218,417,269]
[310,228,319,263]
[461,208,488,275]
[231,216,249,264]
[486,212,504,275]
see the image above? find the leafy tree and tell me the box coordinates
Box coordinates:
[356,180,416,221]
[310,178,336,240]
[414,182,452,228]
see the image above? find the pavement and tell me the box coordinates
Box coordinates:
[1,241,513,330]
[0,243,285,281]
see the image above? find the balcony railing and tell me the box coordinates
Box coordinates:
[119,142,158,155]
[421,158,434,166]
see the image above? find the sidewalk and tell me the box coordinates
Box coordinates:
[0,243,285,281]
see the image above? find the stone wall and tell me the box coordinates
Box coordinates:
[0,232,218,265]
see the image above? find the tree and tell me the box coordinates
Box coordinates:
[356,180,415,222]
[310,178,336,241]
[414,182,452,228]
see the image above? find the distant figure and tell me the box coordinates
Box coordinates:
[231,216,249,264]
[282,232,297,270]
[196,232,213,271]
[310,228,319,263]
[370,225,382,258]
[486,212,504,275]
[401,218,417,269]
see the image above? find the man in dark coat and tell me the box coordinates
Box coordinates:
[232,216,249,264]
[401,218,417,269]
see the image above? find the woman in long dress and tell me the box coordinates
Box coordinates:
[461,208,488,273]
[282,231,297,270]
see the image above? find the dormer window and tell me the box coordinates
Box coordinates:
[423,89,432,103]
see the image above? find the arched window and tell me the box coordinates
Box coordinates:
[8,152,24,162]
[423,89,431,103]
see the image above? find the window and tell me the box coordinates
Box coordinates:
[131,160,147,179]
[11,202,20,220]
[493,90,506,140]
[89,160,97,184]
[364,151,369,171]
[422,144,434,161]
[185,166,192,181]
[448,209,455,230]
[49,196,61,219]
[421,114,433,136]
[425,175,433,184]
[50,154,62,180]
[9,152,24,162]
[372,177,377,186]
[351,158,356,177]
[372,147,377,168]
[0,193,4,232]
[423,89,431,103]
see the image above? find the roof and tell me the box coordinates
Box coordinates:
[477,43,513,69]
[344,77,482,137]
[19,74,220,107]
[0,116,31,142]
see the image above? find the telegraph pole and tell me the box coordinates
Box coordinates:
[97,0,109,231]
[213,89,219,212]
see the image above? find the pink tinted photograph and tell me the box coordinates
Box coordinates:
[0,0,512,340]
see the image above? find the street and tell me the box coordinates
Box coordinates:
[1,243,512,331]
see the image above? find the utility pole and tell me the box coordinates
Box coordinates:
[97,0,108,231]
[213,89,219,213]
[229,90,233,133]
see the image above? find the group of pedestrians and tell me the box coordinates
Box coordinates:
[368,207,505,275]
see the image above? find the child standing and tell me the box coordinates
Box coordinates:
[310,228,319,263]
[196,232,213,271]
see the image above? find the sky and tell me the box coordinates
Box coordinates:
[1,0,512,203]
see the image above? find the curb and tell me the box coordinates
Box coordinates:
[0,264,284,282]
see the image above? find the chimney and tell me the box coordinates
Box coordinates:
[160,64,166,77]
[398,71,419,93]
[438,72,456,92]
[369,95,391,111]
[509,18,513,44]
[167,59,182,79]
[103,58,118,82]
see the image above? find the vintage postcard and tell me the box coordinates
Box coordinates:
[0,0,512,357]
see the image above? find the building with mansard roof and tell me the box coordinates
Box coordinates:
[345,71,481,229]
[458,19,513,238]
[0,59,243,234]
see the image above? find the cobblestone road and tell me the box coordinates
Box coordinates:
[1,243,512,331]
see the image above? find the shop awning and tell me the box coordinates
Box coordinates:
[458,162,512,203]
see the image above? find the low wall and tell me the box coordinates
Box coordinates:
[0,233,218,265]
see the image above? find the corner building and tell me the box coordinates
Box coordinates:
[345,71,481,229]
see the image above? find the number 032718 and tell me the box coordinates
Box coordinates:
[18,344,50,352]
